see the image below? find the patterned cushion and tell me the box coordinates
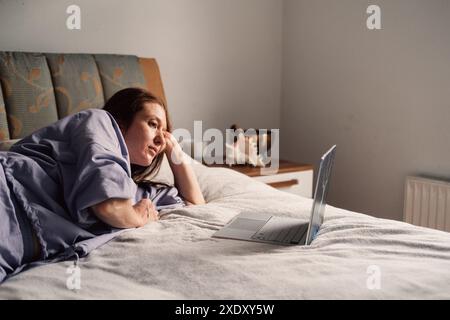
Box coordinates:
[0,87,9,141]
[94,54,147,101]
[46,53,105,118]
[0,52,58,139]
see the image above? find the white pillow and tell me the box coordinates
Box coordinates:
[150,153,175,185]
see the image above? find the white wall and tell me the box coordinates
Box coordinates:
[2,0,450,222]
[0,0,282,134]
[281,0,450,220]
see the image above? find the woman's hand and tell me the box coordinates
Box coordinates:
[163,131,181,155]
[161,131,206,205]
[91,198,159,229]
[133,198,159,226]
[163,131,185,165]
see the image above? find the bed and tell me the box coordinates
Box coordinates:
[0,52,449,299]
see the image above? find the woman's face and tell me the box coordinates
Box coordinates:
[121,102,167,166]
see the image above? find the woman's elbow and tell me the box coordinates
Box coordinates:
[90,198,137,228]
[187,195,206,206]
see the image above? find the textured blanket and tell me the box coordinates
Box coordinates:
[0,161,449,299]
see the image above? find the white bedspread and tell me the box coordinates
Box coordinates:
[1,162,449,299]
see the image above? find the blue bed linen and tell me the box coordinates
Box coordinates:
[0,109,184,283]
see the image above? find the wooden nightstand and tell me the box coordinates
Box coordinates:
[207,160,313,198]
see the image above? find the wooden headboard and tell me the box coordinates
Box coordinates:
[139,57,167,106]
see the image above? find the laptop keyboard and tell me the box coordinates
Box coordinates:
[251,217,308,244]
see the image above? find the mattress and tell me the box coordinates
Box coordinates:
[0,161,449,299]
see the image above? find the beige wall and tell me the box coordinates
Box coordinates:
[281,0,450,220]
[0,0,282,133]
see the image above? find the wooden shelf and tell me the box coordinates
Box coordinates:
[206,159,313,177]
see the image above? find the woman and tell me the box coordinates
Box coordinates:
[0,87,204,283]
[96,87,205,228]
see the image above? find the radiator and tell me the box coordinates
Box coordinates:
[404,176,450,232]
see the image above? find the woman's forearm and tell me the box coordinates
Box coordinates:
[91,198,144,228]
[167,149,205,205]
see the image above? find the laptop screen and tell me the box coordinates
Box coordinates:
[305,145,336,245]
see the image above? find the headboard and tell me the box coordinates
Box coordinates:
[0,52,166,144]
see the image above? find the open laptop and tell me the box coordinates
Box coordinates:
[212,145,336,246]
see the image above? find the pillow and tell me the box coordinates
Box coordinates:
[150,154,175,185]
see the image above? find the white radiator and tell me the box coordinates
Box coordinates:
[404,176,450,232]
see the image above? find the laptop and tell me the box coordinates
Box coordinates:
[212,145,336,246]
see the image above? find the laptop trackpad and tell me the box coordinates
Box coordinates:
[228,217,267,232]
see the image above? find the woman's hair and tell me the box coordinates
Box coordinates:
[102,87,172,183]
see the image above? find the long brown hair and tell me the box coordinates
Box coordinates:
[103,87,172,183]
